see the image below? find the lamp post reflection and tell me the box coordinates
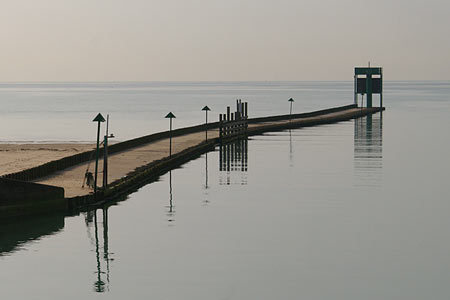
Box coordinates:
[167,171,175,224]
[289,129,294,167]
[93,210,105,292]
[85,207,113,293]
[203,153,210,205]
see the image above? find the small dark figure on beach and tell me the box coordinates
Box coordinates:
[85,171,95,189]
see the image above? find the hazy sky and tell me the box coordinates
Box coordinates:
[1,0,449,81]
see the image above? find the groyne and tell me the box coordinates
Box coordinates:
[1,104,361,182]
[0,104,384,218]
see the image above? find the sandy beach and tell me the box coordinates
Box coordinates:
[0,143,96,176]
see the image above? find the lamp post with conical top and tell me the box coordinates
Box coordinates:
[202,105,211,141]
[288,98,294,121]
[93,113,106,194]
[165,112,176,157]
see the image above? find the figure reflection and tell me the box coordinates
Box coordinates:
[84,207,113,293]
[219,138,248,185]
[354,113,383,186]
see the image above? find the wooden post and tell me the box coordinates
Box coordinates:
[103,135,108,188]
[230,113,234,135]
[219,114,223,139]
[225,112,229,136]
[103,114,109,189]
[244,102,248,129]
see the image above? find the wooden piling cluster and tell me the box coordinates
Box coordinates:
[219,100,248,141]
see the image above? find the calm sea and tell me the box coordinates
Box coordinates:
[1,81,450,299]
[0,81,357,142]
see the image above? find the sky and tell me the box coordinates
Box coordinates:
[0,0,449,81]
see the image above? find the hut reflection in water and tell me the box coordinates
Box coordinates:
[354,113,383,186]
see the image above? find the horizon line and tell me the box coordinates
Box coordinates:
[0,79,449,84]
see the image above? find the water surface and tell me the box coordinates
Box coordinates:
[1,81,450,299]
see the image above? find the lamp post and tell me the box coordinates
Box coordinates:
[103,114,115,189]
[165,112,176,157]
[93,113,106,194]
[202,105,211,141]
[288,98,294,121]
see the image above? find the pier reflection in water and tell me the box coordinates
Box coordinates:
[354,113,383,186]
[84,207,113,293]
[219,138,248,185]
[0,213,65,256]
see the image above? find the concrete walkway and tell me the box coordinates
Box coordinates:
[34,130,220,197]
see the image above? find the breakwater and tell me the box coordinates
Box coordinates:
[0,104,384,218]
[1,104,361,182]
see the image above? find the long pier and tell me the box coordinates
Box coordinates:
[0,104,384,219]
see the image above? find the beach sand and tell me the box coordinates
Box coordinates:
[0,144,96,176]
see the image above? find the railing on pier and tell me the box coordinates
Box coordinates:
[219,99,248,141]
